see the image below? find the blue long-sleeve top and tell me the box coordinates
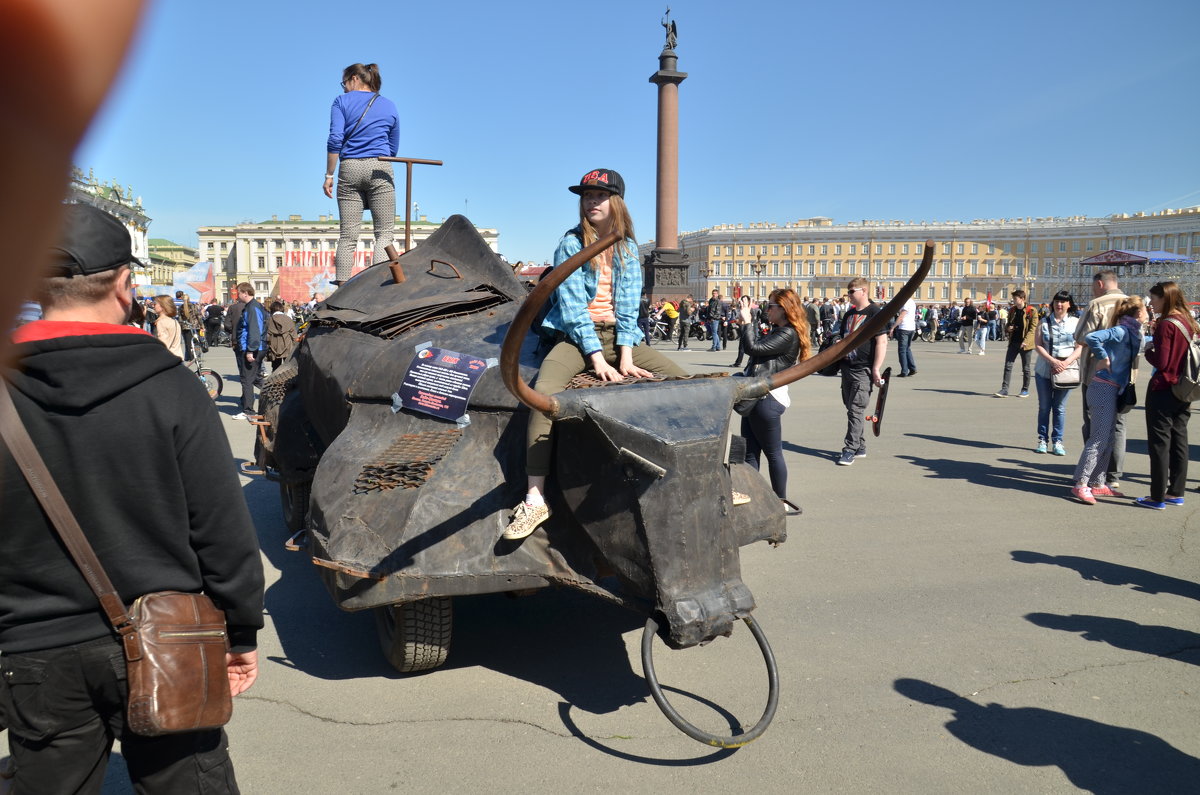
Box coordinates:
[238,299,268,352]
[541,227,643,356]
[1085,317,1142,389]
[327,91,399,160]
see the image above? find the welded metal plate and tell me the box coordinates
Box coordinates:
[353,428,463,493]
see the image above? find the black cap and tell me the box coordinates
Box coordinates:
[49,203,141,277]
[568,168,624,199]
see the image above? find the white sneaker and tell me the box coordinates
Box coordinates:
[231,412,247,420]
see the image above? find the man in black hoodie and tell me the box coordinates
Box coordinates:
[0,204,265,793]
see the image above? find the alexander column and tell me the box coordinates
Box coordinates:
[644,10,688,300]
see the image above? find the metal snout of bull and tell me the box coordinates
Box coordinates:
[550,377,767,650]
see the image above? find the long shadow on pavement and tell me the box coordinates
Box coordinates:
[897,455,1071,497]
[1025,613,1200,666]
[906,433,1029,451]
[1010,551,1200,602]
[894,678,1200,793]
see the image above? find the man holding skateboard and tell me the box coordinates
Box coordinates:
[837,277,888,466]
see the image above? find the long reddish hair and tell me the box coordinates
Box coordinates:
[769,288,812,361]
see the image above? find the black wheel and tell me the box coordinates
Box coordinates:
[199,369,222,400]
[374,597,453,673]
[280,479,311,533]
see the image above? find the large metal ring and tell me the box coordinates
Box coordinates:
[640,614,780,748]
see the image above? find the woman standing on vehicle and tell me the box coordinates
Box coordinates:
[1033,290,1080,456]
[324,63,400,282]
[738,288,810,515]
[503,169,686,541]
[1137,281,1198,509]
[151,294,183,360]
[1070,296,1145,505]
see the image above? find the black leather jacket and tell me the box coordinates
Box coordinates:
[741,323,800,379]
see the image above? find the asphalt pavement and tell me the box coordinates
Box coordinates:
[95,336,1200,792]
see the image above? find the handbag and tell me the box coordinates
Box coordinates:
[733,394,762,416]
[1051,357,1079,389]
[0,387,233,737]
[1118,382,1137,414]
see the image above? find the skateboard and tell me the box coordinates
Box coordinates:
[865,366,891,437]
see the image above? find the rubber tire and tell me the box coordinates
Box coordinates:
[199,369,222,400]
[280,479,311,534]
[374,597,453,674]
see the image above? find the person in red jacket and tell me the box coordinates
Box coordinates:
[1138,281,1200,509]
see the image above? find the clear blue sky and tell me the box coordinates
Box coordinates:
[77,0,1199,264]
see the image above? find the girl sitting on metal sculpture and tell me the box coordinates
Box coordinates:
[504,168,686,541]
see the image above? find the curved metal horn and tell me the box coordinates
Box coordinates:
[500,231,622,416]
[734,239,936,400]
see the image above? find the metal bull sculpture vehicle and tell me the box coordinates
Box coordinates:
[259,214,933,747]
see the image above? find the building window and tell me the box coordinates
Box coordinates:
[207,241,214,250]
[874,244,882,256]
[971,243,978,254]
[901,243,909,255]
[1031,242,1039,253]
[888,244,896,255]
[956,260,964,276]
[1059,242,1067,253]
[808,245,816,255]
[256,256,265,269]
[835,244,842,255]
[956,243,964,255]
[275,256,283,267]
[772,245,779,255]
[254,281,268,294]
[783,244,791,254]
[1015,242,1025,253]
[987,243,995,254]
[916,243,924,255]
[941,243,950,255]
[737,246,744,256]
[848,244,857,255]
[1072,240,1081,252]
[711,246,721,257]
[820,245,827,255]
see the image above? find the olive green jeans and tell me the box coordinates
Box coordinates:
[526,324,686,476]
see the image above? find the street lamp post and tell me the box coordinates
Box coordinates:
[752,254,766,299]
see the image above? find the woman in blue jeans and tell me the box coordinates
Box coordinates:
[737,288,811,515]
[1033,290,1080,455]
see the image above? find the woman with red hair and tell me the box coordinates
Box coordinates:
[737,288,811,514]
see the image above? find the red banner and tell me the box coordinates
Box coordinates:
[275,263,369,302]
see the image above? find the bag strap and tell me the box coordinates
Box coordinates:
[1166,316,1193,339]
[343,92,379,146]
[0,385,136,639]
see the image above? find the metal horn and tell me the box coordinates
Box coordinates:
[500,231,623,417]
[734,239,936,400]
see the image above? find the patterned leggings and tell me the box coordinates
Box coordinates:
[335,157,395,280]
[1073,379,1119,486]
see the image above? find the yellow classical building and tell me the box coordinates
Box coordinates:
[643,207,1200,304]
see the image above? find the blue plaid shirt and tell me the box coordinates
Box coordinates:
[541,227,643,356]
